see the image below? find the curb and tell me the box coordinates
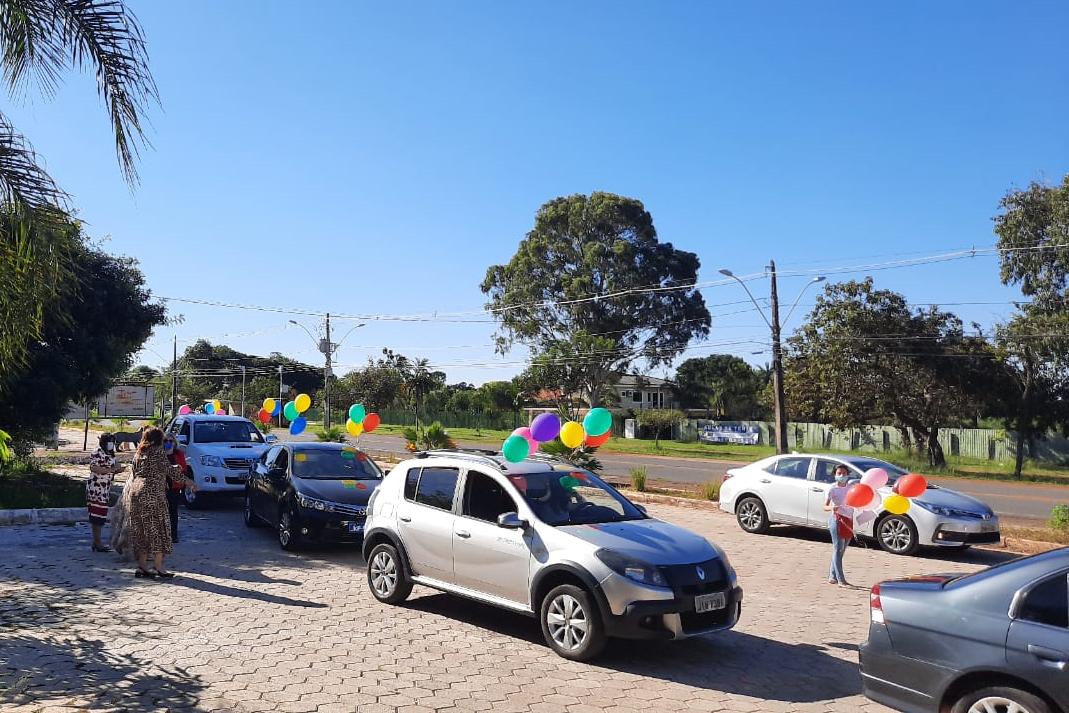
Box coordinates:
[0,507,86,526]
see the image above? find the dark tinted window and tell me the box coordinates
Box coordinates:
[463,471,517,523]
[404,468,419,500]
[179,421,191,439]
[1019,573,1069,629]
[193,420,264,444]
[414,468,459,511]
[773,457,812,479]
[292,448,381,479]
[814,460,847,483]
[275,448,289,472]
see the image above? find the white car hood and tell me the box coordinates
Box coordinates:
[560,518,718,565]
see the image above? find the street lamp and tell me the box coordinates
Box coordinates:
[288,317,366,430]
[718,263,825,454]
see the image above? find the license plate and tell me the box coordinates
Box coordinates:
[346,522,364,534]
[694,592,726,613]
[981,522,997,532]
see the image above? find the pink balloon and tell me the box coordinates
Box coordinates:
[860,468,888,490]
[216,409,227,415]
[513,427,539,453]
[178,405,192,415]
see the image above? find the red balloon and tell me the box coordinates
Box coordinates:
[895,473,928,498]
[257,408,271,424]
[362,412,381,433]
[585,431,611,448]
[845,483,876,508]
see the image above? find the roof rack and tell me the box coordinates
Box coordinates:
[415,448,509,472]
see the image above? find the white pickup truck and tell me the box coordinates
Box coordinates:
[166,414,276,507]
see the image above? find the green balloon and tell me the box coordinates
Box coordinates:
[348,403,366,423]
[501,434,530,463]
[283,401,299,421]
[583,407,612,437]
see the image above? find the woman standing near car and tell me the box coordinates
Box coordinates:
[163,434,187,543]
[823,465,853,586]
[127,427,195,578]
[86,433,124,552]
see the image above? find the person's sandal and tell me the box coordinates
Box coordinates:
[91,544,112,553]
[154,570,175,579]
[134,568,157,578]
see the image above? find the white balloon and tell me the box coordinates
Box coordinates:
[860,467,889,490]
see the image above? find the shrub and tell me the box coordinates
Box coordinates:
[700,480,721,501]
[315,426,345,443]
[539,440,603,472]
[1050,504,1069,531]
[630,467,647,492]
[403,422,457,452]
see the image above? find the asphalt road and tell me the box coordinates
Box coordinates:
[351,432,1068,524]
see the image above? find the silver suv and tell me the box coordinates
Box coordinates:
[362,450,742,661]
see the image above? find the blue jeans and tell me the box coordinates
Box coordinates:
[829,514,848,583]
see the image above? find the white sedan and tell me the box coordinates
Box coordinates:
[718,454,1000,555]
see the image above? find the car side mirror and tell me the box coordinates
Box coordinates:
[176,435,188,446]
[497,512,527,530]
[635,504,648,515]
[268,466,286,479]
[265,434,278,444]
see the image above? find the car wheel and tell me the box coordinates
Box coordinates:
[243,492,263,528]
[540,584,606,662]
[366,543,412,605]
[278,506,301,551]
[876,515,919,556]
[735,496,770,534]
[951,686,1051,713]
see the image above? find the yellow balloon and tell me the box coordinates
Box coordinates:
[346,419,364,437]
[262,398,276,413]
[295,393,311,413]
[883,494,911,515]
[560,421,586,449]
[212,400,222,413]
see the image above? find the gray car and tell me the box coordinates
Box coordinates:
[861,547,1069,713]
[362,450,742,661]
[719,454,1001,555]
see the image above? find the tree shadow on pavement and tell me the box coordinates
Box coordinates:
[0,634,206,711]
[402,593,860,703]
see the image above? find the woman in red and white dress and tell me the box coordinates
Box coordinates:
[87,433,124,552]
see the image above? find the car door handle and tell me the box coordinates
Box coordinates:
[399,515,412,523]
[1028,644,1068,669]
[759,479,771,484]
[455,530,471,538]
[811,487,824,492]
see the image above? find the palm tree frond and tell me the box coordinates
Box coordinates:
[0,111,68,211]
[0,0,65,96]
[55,0,159,185]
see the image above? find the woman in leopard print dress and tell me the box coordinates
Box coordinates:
[127,427,194,578]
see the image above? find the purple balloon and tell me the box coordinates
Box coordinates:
[530,413,561,443]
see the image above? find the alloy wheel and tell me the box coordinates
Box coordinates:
[546,593,589,651]
[370,551,397,597]
[738,501,762,530]
[279,510,292,547]
[880,518,912,552]
[968,697,1032,713]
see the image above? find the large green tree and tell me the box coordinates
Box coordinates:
[674,354,769,419]
[0,0,158,380]
[481,192,711,407]
[993,175,1069,476]
[784,279,995,467]
[0,224,165,446]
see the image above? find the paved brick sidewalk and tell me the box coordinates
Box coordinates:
[0,502,1013,713]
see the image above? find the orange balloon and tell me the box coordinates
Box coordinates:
[585,431,611,448]
[362,413,381,433]
[895,473,928,498]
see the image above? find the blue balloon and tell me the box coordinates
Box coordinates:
[289,416,307,435]
[204,402,215,414]
[270,401,281,416]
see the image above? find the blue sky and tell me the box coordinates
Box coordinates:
[10,1,1068,385]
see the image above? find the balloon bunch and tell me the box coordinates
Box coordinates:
[178,404,192,415]
[255,394,313,434]
[202,399,226,415]
[257,398,282,424]
[344,403,381,438]
[845,468,929,526]
[501,408,614,463]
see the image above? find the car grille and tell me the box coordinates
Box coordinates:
[679,607,733,634]
[225,475,247,485]
[223,458,254,470]
[329,503,367,517]
[659,559,728,597]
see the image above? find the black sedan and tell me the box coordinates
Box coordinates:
[861,547,1069,713]
[244,442,383,550]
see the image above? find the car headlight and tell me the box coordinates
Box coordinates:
[595,550,669,588]
[915,501,984,519]
[200,455,223,467]
[295,493,330,511]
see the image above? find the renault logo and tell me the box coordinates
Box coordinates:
[696,566,705,581]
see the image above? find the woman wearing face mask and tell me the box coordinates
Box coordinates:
[822,465,854,586]
[163,435,188,543]
[87,433,124,552]
[127,427,195,578]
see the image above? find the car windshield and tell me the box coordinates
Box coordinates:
[292,448,382,479]
[846,458,909,483]
[193,421,265,444]
[508,468,644,526]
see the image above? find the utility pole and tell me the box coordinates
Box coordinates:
[768,260,788,454]
[323,313,332,429]
[278,365,284,428]
[240,365,246,418]
[171,335,178,420]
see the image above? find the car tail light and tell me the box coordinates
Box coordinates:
[870,584,885,625]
